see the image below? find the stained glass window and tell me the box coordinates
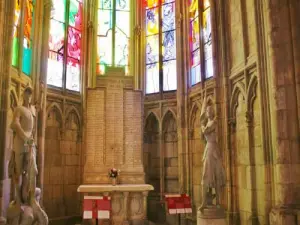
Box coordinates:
[12,0,35,76]
[145,0,177,94]
[189,0,213,85]
[97,0,130,75]
[47,0,83,92]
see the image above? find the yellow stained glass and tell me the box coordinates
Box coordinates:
[204,0,210,9]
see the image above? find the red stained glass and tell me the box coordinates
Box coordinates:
[67,27,81,60]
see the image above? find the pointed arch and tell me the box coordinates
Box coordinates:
[189,102,200,128]
[230,82,246,119]
[162,109,176,126]
[65,106,81,131]
[46,102,63,126]
[247,76,258,113]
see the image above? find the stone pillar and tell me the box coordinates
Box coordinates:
[0,0,15,223]
[175,0,189,196]
[37,0,52,205]
[266,0,300,224]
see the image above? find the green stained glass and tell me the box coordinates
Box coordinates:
[12,0,21,67]
[69,0,82,29]
[22,0,35,75]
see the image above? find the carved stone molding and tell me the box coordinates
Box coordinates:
[134,25,141,36]
[228,118,236,132]
[176,13,183,29]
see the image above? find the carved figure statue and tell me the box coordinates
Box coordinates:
[7,85,48,225]
[199,93,226,211]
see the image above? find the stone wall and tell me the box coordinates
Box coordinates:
[43,98,82,222]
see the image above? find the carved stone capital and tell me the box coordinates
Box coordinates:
[245,111,253,124]
[228,118,236,129]
[134,25,141,36]
[88,21,93,30]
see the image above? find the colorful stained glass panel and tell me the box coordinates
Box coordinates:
[162,3,175,32]
[51,0,66,22]
[163,60,177,91]
[12,0,21,67]
[116,0,130,10]
[115,28,129,66]
[97,32,113,65]
[22,0,35,75]
[145,0,158,9]
[203,8,211,44]
[146,8,159,36]
[99,0,112,9]
[146,63,159,94]
[189,0,198,19]
[69,0,82,30]
[49,20,65,53]
[191,49,200,67]
[97,9,112,36]
[204,0,210,9]
[47,52,64,87]
[162,31,176,61]
[66,57,80,91]
[67,27,81,60]
[146,35,159,64]
[190,18,200,51]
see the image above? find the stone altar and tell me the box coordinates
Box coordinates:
[77,184,154,225]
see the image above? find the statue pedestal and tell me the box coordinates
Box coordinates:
[78,184,154,225]
[197,206,226,225]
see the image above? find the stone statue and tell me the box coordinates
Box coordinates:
[198,93,226,212]
[6,85,48,225]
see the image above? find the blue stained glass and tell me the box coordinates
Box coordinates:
[99,0,112,9]
[116,0,130,10]
[191,64,201,85]
[146,35,159,64]
[162,3,175,32]
[162,31,176,61]
[146,8,159,36]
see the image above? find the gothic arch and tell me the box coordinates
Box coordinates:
[46,102,63,126]
[247,76,258,114]
[162,109,176,127]
[65,106,81,131]
[189,102,200,129]
[230,83,246,120]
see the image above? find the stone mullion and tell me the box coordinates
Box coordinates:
[266,0,300,224]
[88,0,96,88]
[0,0,15,223]
[245,113,259,224]
[175,0,188,198]
[37,0,52,206]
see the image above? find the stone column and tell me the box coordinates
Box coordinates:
[0,0,15,223]
[142,191,149,220]
[265,0,300,224]
[176,0,189,196]
[123,191,129,224]
[37,0,52,205]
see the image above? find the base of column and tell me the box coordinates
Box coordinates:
[269,207,300,225]
[0,216,6,225]
[197,206,226,225]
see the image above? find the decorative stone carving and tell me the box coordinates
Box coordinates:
[198,93,226,222]
[6,86,48,225]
